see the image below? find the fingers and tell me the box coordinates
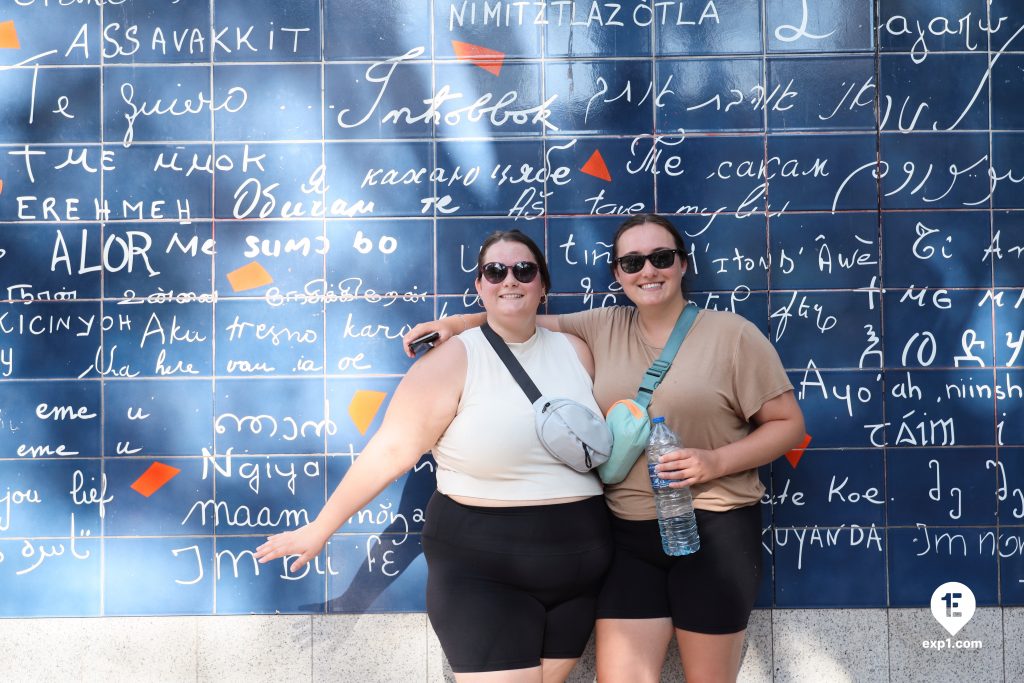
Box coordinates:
[660,468,692,482]
[256,543,314,571]
[657,456,704,485]
[666,462,697,486]
[289,554,311,573]
[253,529,325,574]
[255,540,283,564]
[656,452,692,473]
[254,532,294,564]
[656,448,686,463]
[401,327,423,357]
[402,324,428,344]
[402,323,438,357]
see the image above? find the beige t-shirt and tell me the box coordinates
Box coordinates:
[559,306,792,519]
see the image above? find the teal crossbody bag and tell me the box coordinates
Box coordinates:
[598,303,698,485]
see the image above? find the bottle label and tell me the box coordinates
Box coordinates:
[647,463,672,490]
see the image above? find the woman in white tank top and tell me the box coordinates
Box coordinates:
[256,230,613,682]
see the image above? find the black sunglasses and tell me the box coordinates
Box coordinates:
[479,261,540,284]
[615,248,681,275]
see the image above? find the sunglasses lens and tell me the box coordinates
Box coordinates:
[649,249,677,269]
[618,255,645,274]
[482,263,508,284]
[512,262,539,283]
[617,250,678,273]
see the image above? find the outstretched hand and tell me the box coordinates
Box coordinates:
[655,448,722,488]
[255,522,332,573]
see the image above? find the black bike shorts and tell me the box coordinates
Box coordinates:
[422,492,612,673]
[596,503,762,634]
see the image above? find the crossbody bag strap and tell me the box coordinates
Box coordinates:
[481,323,543,404]
[635,302,699,409]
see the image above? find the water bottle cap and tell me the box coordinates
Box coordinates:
[651,416,665,424]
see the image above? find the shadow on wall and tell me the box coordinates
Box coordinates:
[313,465,433,613]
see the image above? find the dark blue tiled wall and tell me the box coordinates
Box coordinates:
[0,0,1021,616]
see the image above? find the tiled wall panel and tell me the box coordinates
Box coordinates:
[0,0,1021,617]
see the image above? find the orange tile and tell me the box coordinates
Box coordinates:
[0,21,19,49]
[581,149,612,182]
[348,390,387,435]
[451,40,504,76]
[130,462,181,497]
[226,261,273,292]
[784,433,813,468]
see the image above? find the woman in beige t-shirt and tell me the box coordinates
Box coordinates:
[406,214,805,682]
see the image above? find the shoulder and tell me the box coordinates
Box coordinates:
[541,328,595,378]
[558,305,636,345]
[538,326,578,352]
[561,305,633,325]
[598,305,634,322]
[694,309,763,339]
[689,310,780,367]
[578,305,637,332]
[402,332,468,388]
[548,327,589,356]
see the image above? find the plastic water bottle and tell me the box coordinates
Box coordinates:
[647,417,700,556]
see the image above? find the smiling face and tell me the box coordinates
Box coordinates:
[613,222,688,309]
[474,239,546,319]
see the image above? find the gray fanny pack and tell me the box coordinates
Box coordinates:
[481,324,612,473]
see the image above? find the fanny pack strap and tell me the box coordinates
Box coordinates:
[481,323,543,403]
[635,302,699,410]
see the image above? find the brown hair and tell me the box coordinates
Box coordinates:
[609,214,689,296]
[476,230,551,293]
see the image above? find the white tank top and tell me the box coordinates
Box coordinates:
[433,326,604,500]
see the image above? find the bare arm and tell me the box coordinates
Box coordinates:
[255,339,466,571]
[402,312,563,357]
[658,390,805,487]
